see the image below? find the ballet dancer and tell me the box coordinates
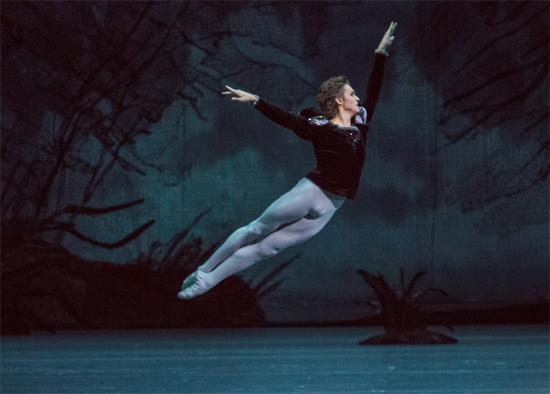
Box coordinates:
[178,22,397,299]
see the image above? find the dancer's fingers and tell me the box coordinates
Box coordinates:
[222,85,236,95]
[386,21,396,36]
[223,86,248,99]
[222,85,255,102]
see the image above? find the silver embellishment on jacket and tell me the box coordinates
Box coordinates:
[308,116,330,126]
[335,126,360,149]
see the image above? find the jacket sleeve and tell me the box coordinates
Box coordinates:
[254,98,314,140]
[362,52,387,122]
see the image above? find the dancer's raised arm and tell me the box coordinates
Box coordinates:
[378,21,396,52]
[363,21,397,121]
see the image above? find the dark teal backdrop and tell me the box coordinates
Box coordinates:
[2,1,548,323]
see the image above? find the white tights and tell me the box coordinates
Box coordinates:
[198,178,345,291]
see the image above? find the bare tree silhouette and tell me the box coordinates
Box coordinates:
[1,2,320,332]
[1,1,317,247]
[407,2,549,236]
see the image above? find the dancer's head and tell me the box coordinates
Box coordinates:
[317,76,359,119]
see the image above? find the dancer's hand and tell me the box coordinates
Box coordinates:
[222,85,257,103]
[377,21,397,51]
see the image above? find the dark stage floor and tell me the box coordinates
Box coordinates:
[1,325,548,394]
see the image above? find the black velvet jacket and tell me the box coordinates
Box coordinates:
[254,52,387,199]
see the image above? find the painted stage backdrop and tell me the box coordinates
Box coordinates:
[2,1,548,327]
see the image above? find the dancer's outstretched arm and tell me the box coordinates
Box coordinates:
[223,85,313,140]
[222,86,257,103]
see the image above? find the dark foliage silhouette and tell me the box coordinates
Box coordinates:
[1,209,264,335]
[356,268,456,345]
[1,2,319,333]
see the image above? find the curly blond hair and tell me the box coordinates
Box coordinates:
[316,76,349,119]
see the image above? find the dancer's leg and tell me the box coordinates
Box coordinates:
[204,206,338,289]
[178,179,344,299]
[198,178,335,274]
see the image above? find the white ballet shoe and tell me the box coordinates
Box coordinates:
[181,269,200,291]
[178,270,210,299]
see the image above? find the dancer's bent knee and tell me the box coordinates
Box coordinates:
[242,219,274,245]
[233,241,280,265]
[255,242,282,260]
[245,220,265,237]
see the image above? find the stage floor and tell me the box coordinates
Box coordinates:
[1,325,548,394]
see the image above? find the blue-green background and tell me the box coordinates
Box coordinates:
[2,1,548,323]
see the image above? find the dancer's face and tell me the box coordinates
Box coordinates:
[336,84,360,115]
